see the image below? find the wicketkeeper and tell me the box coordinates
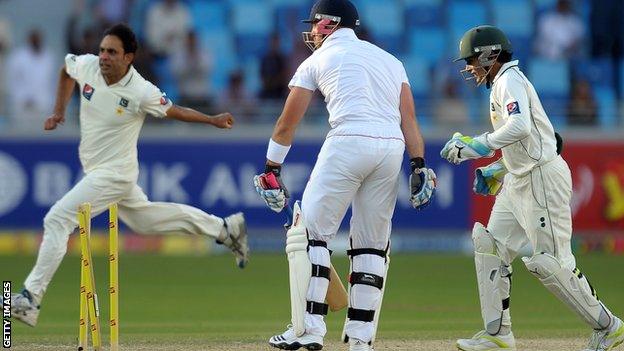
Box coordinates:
[441,25,624,351]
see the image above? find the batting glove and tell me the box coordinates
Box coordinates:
[440,132,495,164]
[409,157,437,210]
[253,165,289,213]
[474,158,507,196]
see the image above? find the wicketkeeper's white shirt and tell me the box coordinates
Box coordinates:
[64,54,173,180]
[487,60,558,176]
[289,28,409,141]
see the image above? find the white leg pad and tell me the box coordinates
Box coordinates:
[342,250,387,344]
[522,252,612,329]
[285,215,311,337]
[473,222,512,335]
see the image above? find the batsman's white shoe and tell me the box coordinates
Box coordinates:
[583,317,624,351]
[456,330,516,350]
[8,289,40,327]
[220,212,249,268]
[349,338,374,351]
[269,325,323,350]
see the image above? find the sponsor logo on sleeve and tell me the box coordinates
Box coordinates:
[82,84,95,101]
[506,101,520,115]
[160,94,169,106]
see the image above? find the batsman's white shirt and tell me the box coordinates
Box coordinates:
[290,28,409,141]
[485,61,575,270]
[65,53,172,180]
[289,28,408,341]
[23,54,223,299]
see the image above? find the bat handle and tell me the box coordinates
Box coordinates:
[283,201,294,230]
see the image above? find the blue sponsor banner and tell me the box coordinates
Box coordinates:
[0,140,470,229]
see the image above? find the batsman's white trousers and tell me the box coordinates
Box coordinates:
[302,135,405,247]
[24,168,224,300]
[487,155,576,269]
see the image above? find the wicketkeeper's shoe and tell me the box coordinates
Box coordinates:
[583,316,624,351]
[7,289,40,327]
[269,325,323,350]
[219,212,249,269]
[456,330,516,351]
[349,338,374,351]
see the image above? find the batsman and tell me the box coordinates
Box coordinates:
[253,0,436,350]
[441,25,624,351]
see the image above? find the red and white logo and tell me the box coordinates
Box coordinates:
[506,101,520,115]
[82,84,95,101]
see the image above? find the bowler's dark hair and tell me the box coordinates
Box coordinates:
[103,23,138,54]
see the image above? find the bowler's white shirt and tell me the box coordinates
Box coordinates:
[289,28,409,141]
[65,54,172,180]
[487,60,558,176]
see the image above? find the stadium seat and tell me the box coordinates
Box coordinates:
[594,86,618,128]
[189,1,228,32]
[201,30,239,91]
[528,59,570,97]
[231,2,273,36]
[357,0,404,43]
[573,58,615,90]
[408,28,447,64]
[274,1,309,33]
[404,0,444,28]
[448,1,487,35]
[153,58,178,102]
[401,56,431,98]
[491,0,533,38]
[448,1,488,53]
[620,60,624,96]
[242,58,261,95]
[507,35,531,64]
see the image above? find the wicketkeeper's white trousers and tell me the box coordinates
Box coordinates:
[24,168,224,302]
[487,155,576,269]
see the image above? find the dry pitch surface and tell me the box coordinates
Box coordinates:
[8,338,588,350]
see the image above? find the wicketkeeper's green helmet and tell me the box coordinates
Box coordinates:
[454,25,512,62]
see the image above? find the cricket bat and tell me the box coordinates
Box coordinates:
[284,201,348,312]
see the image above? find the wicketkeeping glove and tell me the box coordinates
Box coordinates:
[409,157,437,210]
[473,158,507,196]
[253,165,289,213]
[440,132,494,164]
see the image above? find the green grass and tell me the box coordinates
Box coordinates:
[3,253,623,347]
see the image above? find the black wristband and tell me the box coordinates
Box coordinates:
[410,157,426,172]
[265,164,281,175]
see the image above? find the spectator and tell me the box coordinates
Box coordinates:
[0,17,11,119]
[6,29,55,129]
[145,0,192,57]
[434,78,469,128]
[220,70,257,123]
[96,0,131,26]
[171,31,213,107]
[567,79,597,126]
[590,0,623,60]
[66,0,108,54]
[259,34,288,100]
[535,0,585,60]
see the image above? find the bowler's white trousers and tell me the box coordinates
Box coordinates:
[301,135,405,339]
[488,155,575,269]
[24,168,224,301]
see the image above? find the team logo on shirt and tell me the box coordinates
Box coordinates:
[119,98,129,108]
[506,101,520,115]
[490,102,496,112]
[82,84,95,101]
[160,93,169,105]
